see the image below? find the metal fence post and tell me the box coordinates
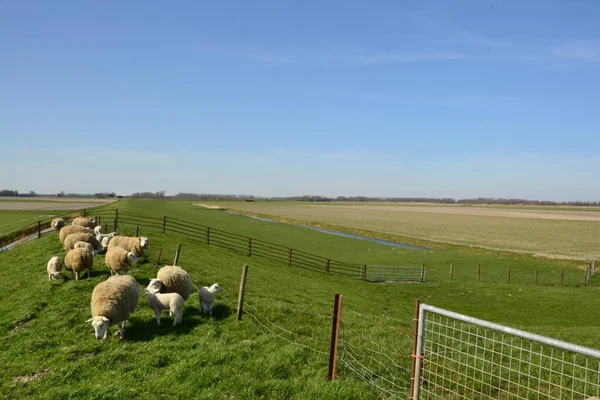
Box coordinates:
[420,263,425,283]
[410,299,421,400]
[288,248,293,267]
[412,302,426,400]
[328,293,343,381]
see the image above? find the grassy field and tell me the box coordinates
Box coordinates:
[213,202,600,261]
[1,199,599,399]
[0,211,66,235]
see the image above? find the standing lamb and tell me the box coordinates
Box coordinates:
[156,265,193,300]
[47,256,63,281]
[87,275,140,339]
[64,247,94,280]
[145,279,184,327]
[72,217,96,229]
[199,283,222,317]
[108,236,149,257]
[105,247,139,275]
[51,218,65,232]
[93,225,104,235]
[59,225,93,243]
[63,232,100,251]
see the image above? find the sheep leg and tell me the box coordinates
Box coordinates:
[118,321,126,338]
[173,309,181,326]
[154,310,161,327]
[208,304,213,317]
[48,274,51,281]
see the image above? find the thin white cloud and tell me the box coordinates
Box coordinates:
[551,41,600,60]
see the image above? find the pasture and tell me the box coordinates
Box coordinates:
[219,202,600,261]
[1,199,599,399]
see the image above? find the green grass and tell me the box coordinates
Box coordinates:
[2,199,600,399]
[0,211,65,235]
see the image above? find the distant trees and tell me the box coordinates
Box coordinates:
[93,192,117,198]
[0,189,19,197]
[130,191,166,199]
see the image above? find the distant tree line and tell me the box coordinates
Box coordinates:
[172,193,259,200]
[130,191,166,199]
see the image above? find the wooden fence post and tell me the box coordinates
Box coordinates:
[288,249,293,267]
[421,263,425,283]
[410,299,421,399]
[135,226,139,237]
[83,208,86,217]
[507,265,511,283]
[361,264,367,281]
[535,267,539,285]
[560,268,564,287]
[477,264,481,282]
[206,227,210,245]
[328,293,343,381]
[173,243,181,265]
[584,269,588,287]
[38,221,41,239]
[114,209,119,231]
[326,259,330,275]
[162,216,166,234]
[237,264,249,321]
[449,263,453,280]
[98,216,101,226]
[154,248,162,271]
[248,238,252,257]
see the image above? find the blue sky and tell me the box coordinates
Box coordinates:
[1,1,599,200]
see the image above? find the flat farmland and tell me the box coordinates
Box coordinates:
[224,203,600,261]
[0,197,115,211]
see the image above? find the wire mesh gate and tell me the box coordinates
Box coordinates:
[412,304,600,399]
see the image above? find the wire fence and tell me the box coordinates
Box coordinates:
[413,304,600,399]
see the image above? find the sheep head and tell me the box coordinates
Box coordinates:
[139,237,149,249]
[209,283,222,294]
[127,252,139,265]
[86,316,110,339]
[146,278,163,294]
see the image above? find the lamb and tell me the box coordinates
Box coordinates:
[199,283,222,317]
[51,218,65,232]
[74,241,95,255]
[72,217,96,229]
[96,232,117,250]
[105,247,139,275]
[87,275,140,339]
[59,225,93,243]
[107,236,149,257]
[47,256,63,280]
[145,279,184,327]
[63,232,100,251]
[156,265,193,300]
[64,247,94,280]
[93,225,104,235]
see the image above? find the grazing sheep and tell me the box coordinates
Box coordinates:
[145,279,184,327]
[59,225,92,243]
[93,225,104,235]
[63,232,100,251]
[64,248,94,280]
[199,283,222,317]
[47,256,63,281]
[74,241,95,254]
[51,218,65,232]
[105,247,139,275]
[87,275,140,339]
[107,236,149,257]
[72,217,96,229]
[156,265,193,300]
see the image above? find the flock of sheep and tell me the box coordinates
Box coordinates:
[47,216,222,339]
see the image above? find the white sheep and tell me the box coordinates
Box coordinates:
[156,265,193,300]
[51,218,65,232]
[47,256,63,281]
[105,247,139,275]
[72,217,96,229]
[145,279,184,327]
[64,247,94,280]
[107,236,149,257]
[93,225,104,235]
[87,275,140,339]
[199,283,222,317]
[96,232,117,251]
[74,241,95,255]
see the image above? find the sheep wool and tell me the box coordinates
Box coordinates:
[64,248,94,280]
[105,247,139,275]
[63,232,100,251]
[156,265,193,300]
[47,256,63,281]
[89,275,140,339]
[145,281,184,327]
[59,225,90,243]
[72,217,96,229]
[107,236,148,257]
[74,241,95,253]
[51,218,65,232]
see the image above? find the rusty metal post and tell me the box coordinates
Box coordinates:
[410,299,421,399]
[237,264,249,321]
[328,293,343,381]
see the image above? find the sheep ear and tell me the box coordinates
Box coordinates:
[101,316,109,322]
[86,318,94,323]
